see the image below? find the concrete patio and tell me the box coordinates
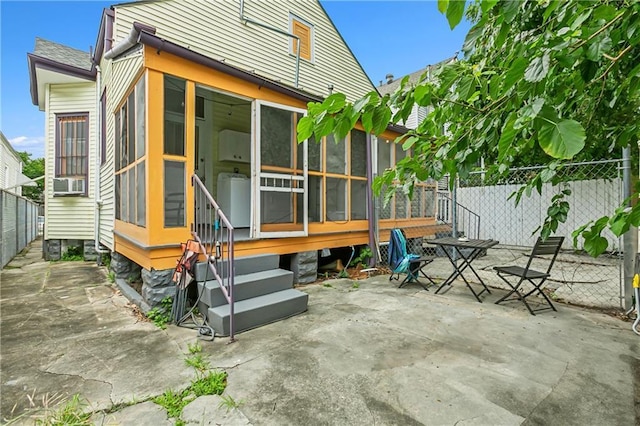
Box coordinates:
[1,239,638,425]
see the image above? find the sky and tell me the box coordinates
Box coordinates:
[0,0,470,159]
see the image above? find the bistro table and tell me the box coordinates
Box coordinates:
[428,237,499,302]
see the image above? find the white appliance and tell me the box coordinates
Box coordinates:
[216,173,251,228]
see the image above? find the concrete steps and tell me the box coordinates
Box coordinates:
[203,289,308,336]
[195,254,308,336]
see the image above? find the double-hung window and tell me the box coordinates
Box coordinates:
[55,113,89,194]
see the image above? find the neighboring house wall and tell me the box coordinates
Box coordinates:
[45,82,96,241]
[98,50,145,251]
[0,135,24,196]
[112,0,374,101]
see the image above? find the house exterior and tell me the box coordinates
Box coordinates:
[0,131,28,196]
[28,0,440,309]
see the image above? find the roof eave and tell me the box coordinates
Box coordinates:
[28,53,96,106]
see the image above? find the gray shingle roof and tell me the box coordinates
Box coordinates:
[33,38,92,71]
[377,55,458,96]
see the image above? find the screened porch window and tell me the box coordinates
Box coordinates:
[377,137,436,220]
[115,75,146,227]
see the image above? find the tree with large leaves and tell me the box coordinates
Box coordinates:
[17,151,44,203]
[298,0,640,257]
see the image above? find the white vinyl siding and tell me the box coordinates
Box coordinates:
[99,52,144,250]
[113,0,374,101]
[0,141,23,195]
[45,83,96,240]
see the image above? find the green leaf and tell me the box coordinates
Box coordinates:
[438,0,449,14]
[322,93,346,114]
[539,168,556,183]
[538,119,586,159]
[414,85,431,106]
[503,57,528,93]
[402,135,419,151]
[372,106,392,136]
[586,36,612,61]
[445,0,465,30]
[524,53,550,82]
[583,234,609,257]
[480,0,499,13]
[361,109,374,134]
[457,75,475,102]
[592,4,617,21]
[297,116,314,142]
[353,95,369,114]
[314,115,335,139]
[498,113,517,161]
[609,214,630,236]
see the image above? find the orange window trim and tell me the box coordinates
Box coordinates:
[292,19,311,61]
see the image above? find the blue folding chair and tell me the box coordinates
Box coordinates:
[388,228,435,290]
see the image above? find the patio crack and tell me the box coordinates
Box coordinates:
[40,369,114,406]
[525,361,569,420]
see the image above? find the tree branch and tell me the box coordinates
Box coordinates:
[570,11,625,53]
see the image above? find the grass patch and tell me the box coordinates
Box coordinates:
[153,371,227,420]
[35,394,91,426]
[191,371,227,397]
[61,246,83,262]
[153,389,193,418]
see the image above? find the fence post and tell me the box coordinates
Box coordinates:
[623,147,636,310]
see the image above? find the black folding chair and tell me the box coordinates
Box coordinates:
[494,236,564,315]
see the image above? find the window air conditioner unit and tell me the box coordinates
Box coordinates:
[53,177,85,195]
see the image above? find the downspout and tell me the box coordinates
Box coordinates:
[104,22,156,60]
[239,0,300,88]
[366,133,376,266]
[94,64,108,256]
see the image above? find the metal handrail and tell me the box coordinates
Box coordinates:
[191,174,236,342]
[436,192,480,240]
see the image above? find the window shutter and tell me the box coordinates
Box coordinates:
[292,19,311,61]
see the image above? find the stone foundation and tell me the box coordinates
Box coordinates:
[291,251,318,284]
[43,239,61,261]
[110,252,142,284]
[83,240,98,261]
[141,268,175,308]
[43,239,102,262]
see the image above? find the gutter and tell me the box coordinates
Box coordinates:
[104,22,156,60]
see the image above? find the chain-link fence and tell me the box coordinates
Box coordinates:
[0,190,40,269]
[376,160,624,310]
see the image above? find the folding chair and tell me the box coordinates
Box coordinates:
[494,236,564,315]
[388,228,435,290]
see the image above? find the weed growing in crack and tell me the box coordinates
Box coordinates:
[35,394,91,425]
[218,394,244,412]
[147,297,173,329]
[190,371,227,397]
[153,389,193,418]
